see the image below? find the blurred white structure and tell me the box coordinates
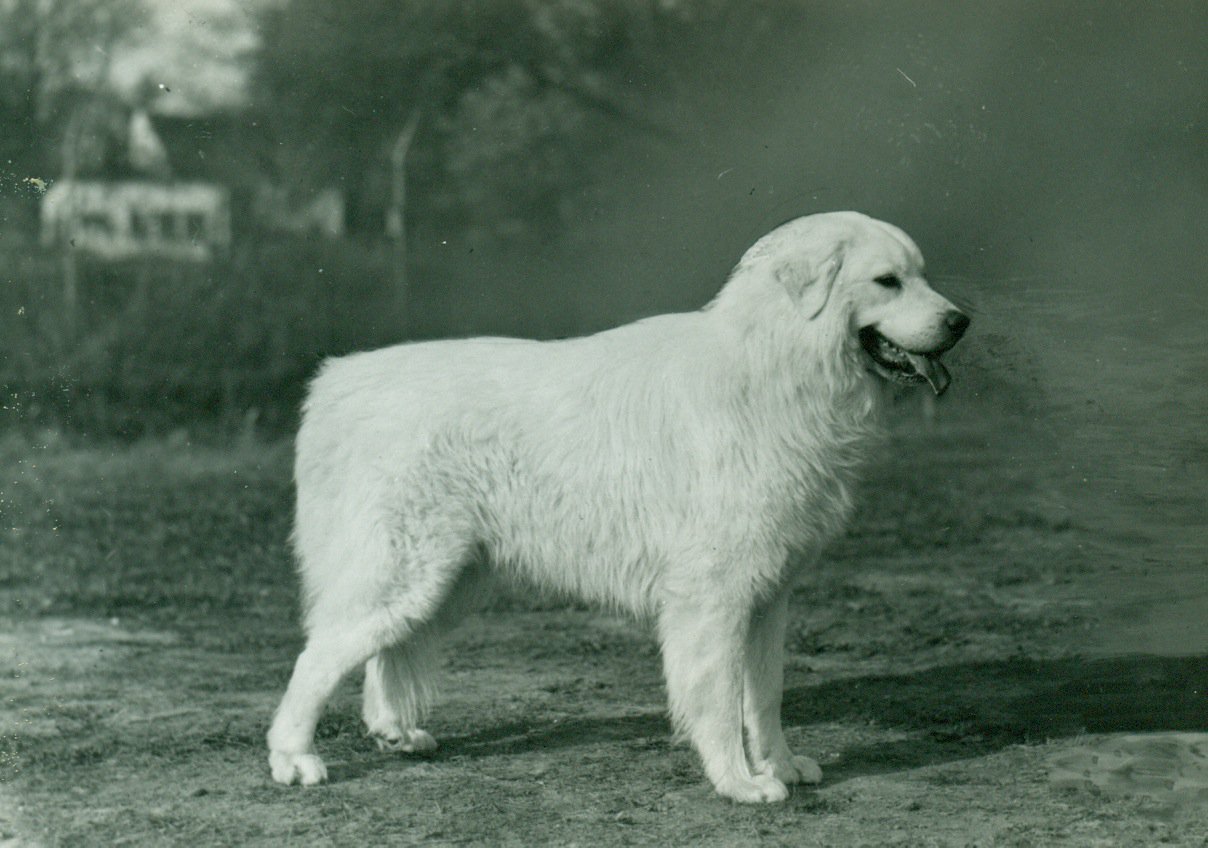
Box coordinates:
[127,109,171,177]
[41,181,231,261]
[253,186,345,238]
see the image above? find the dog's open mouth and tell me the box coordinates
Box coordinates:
[858,326,951,396]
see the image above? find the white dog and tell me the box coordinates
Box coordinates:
[267,211,969,803]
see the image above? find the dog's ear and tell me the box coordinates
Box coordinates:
[774,243,846,320]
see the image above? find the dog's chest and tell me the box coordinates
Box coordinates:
[756,415,878,555]
[778,460,861,552]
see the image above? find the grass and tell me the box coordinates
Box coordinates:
[1,402,1205,846]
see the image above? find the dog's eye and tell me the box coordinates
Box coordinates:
[873,273,902,289]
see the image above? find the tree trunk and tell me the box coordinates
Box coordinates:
[386,110,421,332]
[60,107,83,340]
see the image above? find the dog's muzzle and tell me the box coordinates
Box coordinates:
[859,310,969,396]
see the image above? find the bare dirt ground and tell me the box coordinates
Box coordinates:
[2,403,1206,846]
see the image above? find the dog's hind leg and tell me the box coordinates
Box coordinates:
[363,634,439,754]
[268,611,403,786]
[362,561,490,754]
[658,594,790,803]
[743,590,822,785]
[268,526,477,786]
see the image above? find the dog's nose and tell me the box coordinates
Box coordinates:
[944,310,970,339]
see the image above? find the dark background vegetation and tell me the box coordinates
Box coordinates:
[0,1,1201,435]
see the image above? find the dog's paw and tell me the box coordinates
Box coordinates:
[269,750,328,786]
[371,727,438,755]
[714,772,790,804]
[758,754,823,785]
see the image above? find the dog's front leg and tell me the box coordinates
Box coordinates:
[658,595,789,803]
[743,591,822,785]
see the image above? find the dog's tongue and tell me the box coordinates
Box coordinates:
[905,352,951,396]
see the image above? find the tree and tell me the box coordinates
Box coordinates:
[253,0,679,237]
[0,0,145,173]
[0,0,146,336]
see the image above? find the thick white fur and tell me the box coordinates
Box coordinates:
[267,211,965,802]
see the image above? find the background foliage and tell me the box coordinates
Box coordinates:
[0,1,1203,444]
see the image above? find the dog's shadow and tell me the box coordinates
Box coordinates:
[782,653,1207,781]
[382,654,1207,782]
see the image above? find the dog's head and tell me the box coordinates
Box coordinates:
[723,211,969,395]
